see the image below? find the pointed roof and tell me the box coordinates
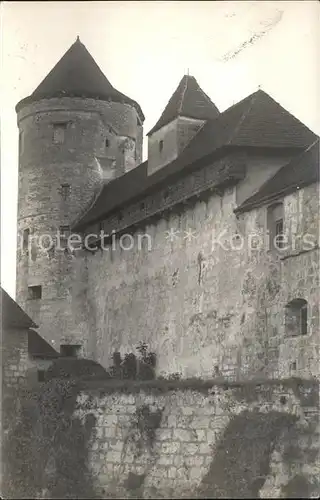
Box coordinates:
[16,38,144,120]
[73,89,317,230]
[147,75,220,135]
[235,139,319,213]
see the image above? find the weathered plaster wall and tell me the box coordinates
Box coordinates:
[73,379,320,499]
[82,177,319,380]
[148,119,179,175]
[147,116,205,176]
[235,154,293,206]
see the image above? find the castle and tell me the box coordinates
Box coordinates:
[15,37,319,381]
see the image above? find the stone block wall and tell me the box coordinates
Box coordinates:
[2,327,29,391]
[79,175,319,380]
[73,378,319,499]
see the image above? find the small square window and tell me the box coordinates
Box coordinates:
[59,225,70,237]
[60,344,81,357]
[28,285,42,300]
[53,123,67,144]
[60,183,71,200]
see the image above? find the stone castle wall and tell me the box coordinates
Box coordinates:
[5,377,318,499]
[74,379,319,498]
[78,167,319,379]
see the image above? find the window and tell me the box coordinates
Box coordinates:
[19,130,25,155]
[267,202,284,252]
[23,228,30,250]
[37,370,45,382]
[275,218,284,248]
[60,344,81,357]
[53,123,67,144]
[159,140,164,153]
[59,225,70,237]
[285,298,308,336]
[28,285,42,300]
[60,183,71,200]
[105,138,110,148]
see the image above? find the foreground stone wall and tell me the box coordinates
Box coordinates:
[74,378,320,498]
[3,377,319,499]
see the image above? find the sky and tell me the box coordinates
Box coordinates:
[1,1,319,298]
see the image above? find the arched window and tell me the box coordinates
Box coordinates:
[267,202,284,252]
[159,140,164,153]
[285,298,308,336]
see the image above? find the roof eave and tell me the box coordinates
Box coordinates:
[15,93,145,121]
[234,179,317,215]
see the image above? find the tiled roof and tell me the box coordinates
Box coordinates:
[179,90,317,167]
[28,329,60,359]
[1,287,38,329]
[147,75,220,135]
[235,139,319,213]
[73,89,317,230]
[15,38,144,120]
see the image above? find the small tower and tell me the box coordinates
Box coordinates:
[147,75,219,175]
[15,38,144,355]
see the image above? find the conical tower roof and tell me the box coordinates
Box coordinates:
[16,37,144,120]
[147,74,220,135]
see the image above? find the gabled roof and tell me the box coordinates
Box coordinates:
[235,139,319,213]
[1,287,38,329]
[28,329,60,359]
[16,38,144,120]
[147,75,220,135]
[73,89,317,230]
[179,89,317,167]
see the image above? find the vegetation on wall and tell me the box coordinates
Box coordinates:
[124,404,163,459]
[108,342,157,381]
[198,410,298,498]
[3,377,98,499]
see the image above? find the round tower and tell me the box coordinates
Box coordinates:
[15,38,144,356]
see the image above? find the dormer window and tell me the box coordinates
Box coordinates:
[53,123,67,144]
[159,140,164,153]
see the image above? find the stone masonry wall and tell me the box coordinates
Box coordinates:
[80,172,319,380]
[2,327,29,391]
[73,378,320,498]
